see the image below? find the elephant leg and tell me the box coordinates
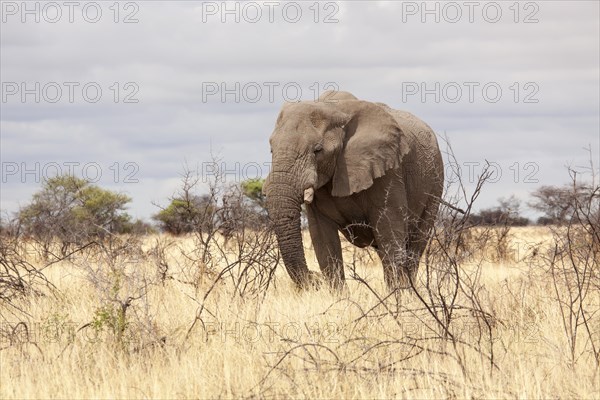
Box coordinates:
[407,197,440,273]
[306,205,345,289]
[371,203,412,290]
[374,229,412,289]
[405,230,427,280]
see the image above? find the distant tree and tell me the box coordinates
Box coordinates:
[154,178,272,236]
[241,178,266,209]
[471,195,530,226]
[121,219,157,235]
[239,177,312,228]
[73,184,133,235]
[215,179,270,241]
[529,184,591,225]
[226,180,270,232]
[152,195,216,235]
[18,175,136,254]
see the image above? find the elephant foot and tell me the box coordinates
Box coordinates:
[306,270,324,289]
[384,268,416,291]
[294,270,323,291]
[296,271,349,293]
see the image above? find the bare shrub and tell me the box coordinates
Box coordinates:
[0,234,53,315]
[150,160,282,342]
[442,194,530,264]
[545,157,600,366]
[74,234,165,352]
[410,155,500,376]
[0,222,87,348]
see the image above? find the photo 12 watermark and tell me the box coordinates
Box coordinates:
[1,1,140,23]
[0,320,341,346]
[201,321,340,344]
[444,160,540,184]
[201,81,339,103]
[1,161,140,184]
[1,82,140,104]
[365,318,541,345]
[400,81,540,104]
[200,1,340,24]
[399,1,540,24]
[199,160,540,185]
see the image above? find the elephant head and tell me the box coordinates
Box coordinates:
[264,91,410,288]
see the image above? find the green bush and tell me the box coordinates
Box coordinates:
[18,175,139,251]
[152,195,216,235]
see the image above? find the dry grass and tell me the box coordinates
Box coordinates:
[1,226,599,399]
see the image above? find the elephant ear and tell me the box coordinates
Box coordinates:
[331,102,410,197]
[309,105,351,133]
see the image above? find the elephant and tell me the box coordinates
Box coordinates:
[264,90,444,290]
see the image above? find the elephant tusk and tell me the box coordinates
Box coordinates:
[303,187,314,204]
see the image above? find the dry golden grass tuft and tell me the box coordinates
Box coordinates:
[1,226,599,399]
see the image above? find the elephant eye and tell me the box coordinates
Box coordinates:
[314,143,323,153]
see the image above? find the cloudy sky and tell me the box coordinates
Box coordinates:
[1,0,598,221]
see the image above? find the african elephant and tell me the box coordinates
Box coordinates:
[264,91,444,290]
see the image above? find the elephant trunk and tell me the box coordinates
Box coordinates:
[266,175,311,288]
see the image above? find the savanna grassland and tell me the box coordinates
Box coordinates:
[1,224,599,399]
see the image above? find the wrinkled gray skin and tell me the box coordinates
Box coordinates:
[265,91,444,290]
